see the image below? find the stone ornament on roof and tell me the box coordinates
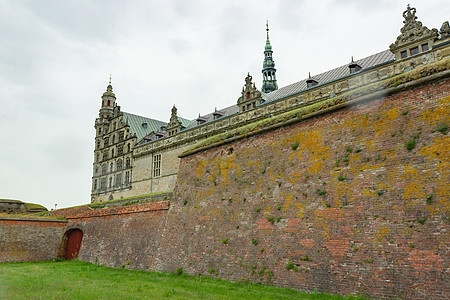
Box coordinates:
[390,5,438,52]
[238,73,261,106]
[166,105,182,130]
[440,21,450,38]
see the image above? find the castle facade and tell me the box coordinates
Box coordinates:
[91,6,450,203]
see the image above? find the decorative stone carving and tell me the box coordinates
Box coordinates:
[440,21,450,38]
[390,5,438,54]
[237,73,262,112]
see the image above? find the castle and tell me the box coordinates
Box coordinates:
[3,6,449,299]
[91,6,450,203]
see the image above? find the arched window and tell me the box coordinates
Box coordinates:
[107,100,110,106]
[109,177,112,187]
[127,143,131,152]
[111,148,114,157]
[126,157,131,168]
[110,162,113,172]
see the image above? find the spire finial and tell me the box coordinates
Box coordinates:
[351,56,354,63]
[109,74,112,85]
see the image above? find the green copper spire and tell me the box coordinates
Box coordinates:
[262,21,278,93]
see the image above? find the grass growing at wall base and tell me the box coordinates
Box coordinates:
[0,261,367,299]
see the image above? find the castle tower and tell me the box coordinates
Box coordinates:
[262,21,278,93]
[99,76,116,120]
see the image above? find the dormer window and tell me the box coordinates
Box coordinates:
[349,64,362,74]
[306,79,318,88]
[142,122,148,129]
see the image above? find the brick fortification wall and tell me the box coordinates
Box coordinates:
[0,218,67,262]
[165,78,449,299]
[60,78,448,299]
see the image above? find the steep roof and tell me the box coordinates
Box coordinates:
[262,50,395,102]
[122,112,167,141]
[123,112,192,142]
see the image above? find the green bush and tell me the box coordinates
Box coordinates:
[405,139,416,150]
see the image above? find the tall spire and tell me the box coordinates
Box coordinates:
[262,20,278,93]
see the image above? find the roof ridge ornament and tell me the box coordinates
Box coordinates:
[390,5,438,56]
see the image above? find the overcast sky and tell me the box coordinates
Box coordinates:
[0,0,448,210]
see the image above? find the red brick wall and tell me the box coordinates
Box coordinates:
[0,218,67,262]
[164,78,449,299]
[61,78,449,299]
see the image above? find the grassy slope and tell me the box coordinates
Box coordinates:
[0,261,367,299]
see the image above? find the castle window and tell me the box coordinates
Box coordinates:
[94,179,97,190]
[242,106,246,112]
[96,140,101,149]
[95,167,98,174]
[421,44,429,52]
[107,100,110,106]
[125,171,130,184]
[111,148,115,157]
[401,50,407,59]
[110,162,114,172]
[102,164,107,174]
[126,157,131,168]
[153,154,161,177]
[117,145,123,156]
[96,154,99,162]
[98,128,102,135]
[113,122,116,130]
[127,144,131,152]
[247,104,251,110]
[100,177,106,190]
[109,177,112,187]
[118,132,124,141]
[117,159,123,171]
[247,92,250,99]
[115,174,122,187]
[410,46,419,56]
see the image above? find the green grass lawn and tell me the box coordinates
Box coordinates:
[0,260,367,299]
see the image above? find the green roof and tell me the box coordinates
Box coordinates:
[122,112,167,141]
[178,117,192,128]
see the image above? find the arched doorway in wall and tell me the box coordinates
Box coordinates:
[65,229,83,260]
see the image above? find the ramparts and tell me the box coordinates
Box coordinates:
[0,217,67,262]
[60,72,449,299]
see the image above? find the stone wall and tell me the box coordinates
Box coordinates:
[0,217,67,262]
